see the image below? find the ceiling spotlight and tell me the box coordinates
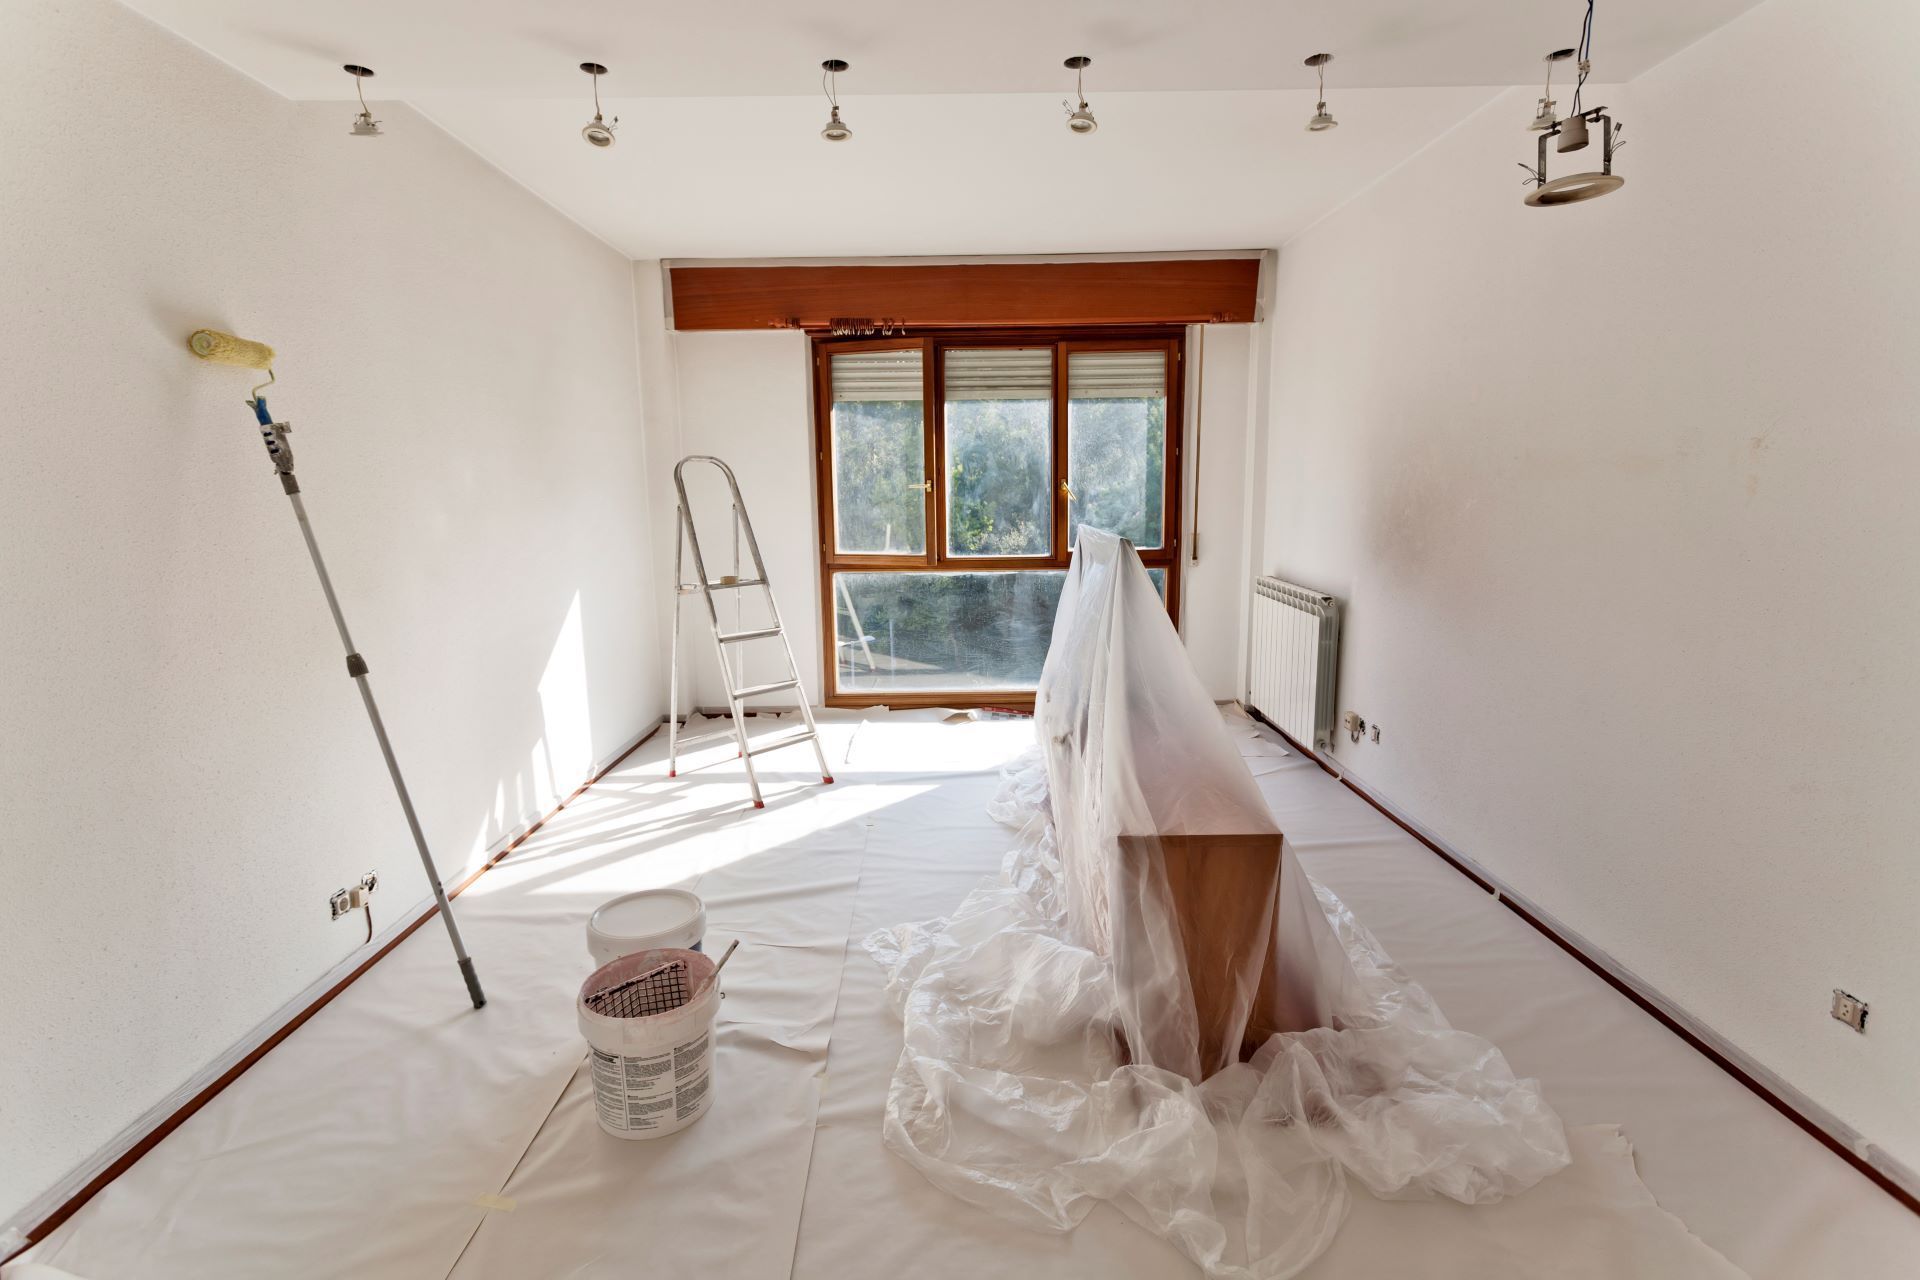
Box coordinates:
[1063,56,1097,134]
[1519,0,1626,205]
[820,60,852,141]
[580,63,616,148]
[1529,48,1576,131]
[1304,53,1336,132]
[343,65,380,136]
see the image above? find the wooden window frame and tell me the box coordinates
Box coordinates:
[812,326,1185,710]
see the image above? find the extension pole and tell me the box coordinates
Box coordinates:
[251,395,486,1009]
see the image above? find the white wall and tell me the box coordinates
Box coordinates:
[1260,0,1920,1168]
[0,0,658,1229]
[630,275,821,712]
[635,281,1257,708]
[1179,325,1258,702]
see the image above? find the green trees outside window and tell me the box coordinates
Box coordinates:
[820,335,1178,700]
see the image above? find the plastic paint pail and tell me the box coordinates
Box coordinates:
[577,947,719,1139]
[586,889,706,966]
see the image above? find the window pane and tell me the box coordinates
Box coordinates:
[831,349,925,554]
[1147,566,1167,601]
[1068,350,1168,550]
[944,349,1053,558]
[833,571,1066,693]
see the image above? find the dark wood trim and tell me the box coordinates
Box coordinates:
[1162,338,1187,623]
[1244,707,1920,1220]
[824,689,1038,712]
[669,258,1259,331]
[815,553,931,571]
[8,723,665,1261]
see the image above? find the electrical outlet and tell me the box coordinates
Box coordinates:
[331,872,380,919]
[1343,712,1366,744]
[1831,989,1868,1033]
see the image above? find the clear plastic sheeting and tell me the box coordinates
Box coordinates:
[866,530,1572,1278]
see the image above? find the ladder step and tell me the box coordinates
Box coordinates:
[745,728,817,758]
[732,677,800,700]
[717,626,782,645]
[705,578,767,591]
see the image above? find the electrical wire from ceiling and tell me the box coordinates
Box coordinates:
[1571,0,1595,115]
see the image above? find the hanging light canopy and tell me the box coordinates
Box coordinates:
[580,63,617,148]
[820,60,852,141]
[1519,1,1625,205]
[343,65,380,136]
[1528,48,1576,131]
[1063,56,1097,134]
[1304,53,1337,132]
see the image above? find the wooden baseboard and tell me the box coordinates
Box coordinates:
[5,722,664,1262]
[1242,706,1920,1218]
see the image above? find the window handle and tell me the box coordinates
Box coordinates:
[1059,479,1076,501]
[912,481,932,492]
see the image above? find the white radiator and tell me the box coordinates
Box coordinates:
[1248,576,1340,752]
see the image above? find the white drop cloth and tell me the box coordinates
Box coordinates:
[14,713,1917,1279]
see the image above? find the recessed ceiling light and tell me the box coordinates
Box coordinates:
[580,62,617,148]
[1063,56,1097,134]
[343,64,380,136]
[1520,0,1627,205]
[1304,53,1336,132]
[820,60,852,141]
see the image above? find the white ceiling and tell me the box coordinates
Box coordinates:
[123,0,1763,259]
[410,87,1502,260]
[124,0,1758,97]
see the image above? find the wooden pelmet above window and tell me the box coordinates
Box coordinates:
[668,258,1259,332]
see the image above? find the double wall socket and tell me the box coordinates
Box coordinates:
[1831,989,1869,1033]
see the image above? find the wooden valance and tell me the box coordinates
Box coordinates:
[668,258,1260,332]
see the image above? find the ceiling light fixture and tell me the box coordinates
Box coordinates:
[821,60,852,142]
[580,62,617,148]
[343,64,380,136]
[1305,53,1337,132]
[1519,0,1625,205]
[1528,48,1576,130]
[1063,56,1097,134]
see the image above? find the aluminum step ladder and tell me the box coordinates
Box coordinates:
[668,455,833,808]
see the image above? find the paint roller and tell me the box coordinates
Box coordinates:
[188,329,282,445]
[189,328,486,1011]
[187,328,276,369]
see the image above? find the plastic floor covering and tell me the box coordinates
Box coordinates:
[14,710,1919,1279]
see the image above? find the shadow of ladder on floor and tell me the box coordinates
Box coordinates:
[667,454,835,808]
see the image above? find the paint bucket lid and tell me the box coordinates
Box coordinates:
[588,889,706,962]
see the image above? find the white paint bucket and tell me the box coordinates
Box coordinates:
[577,947,719,1140]
[587,888,706,967]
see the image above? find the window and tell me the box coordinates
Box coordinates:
[829,348,927,555]
[944,349,1053,559]
[834,571,1067,695]
[1068,351,1168,550]
[815,330,1183,707]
